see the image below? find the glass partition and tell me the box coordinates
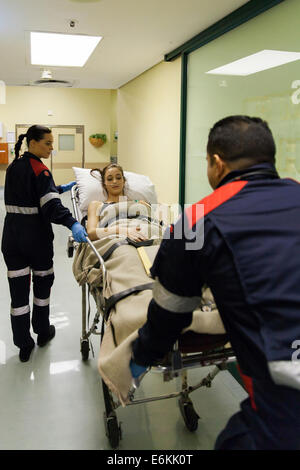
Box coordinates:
[185,0,300,204]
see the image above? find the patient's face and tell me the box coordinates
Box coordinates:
[104,167,125,196]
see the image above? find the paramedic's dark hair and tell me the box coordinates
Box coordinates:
[90,163,126,194]
[14,125,52,160]
[207,116,276,168]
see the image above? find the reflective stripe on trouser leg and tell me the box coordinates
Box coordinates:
[32,268,54,335]
[7,266,32,349]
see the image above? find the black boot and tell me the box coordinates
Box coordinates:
[37,325,56,347]
[19,339,35,362]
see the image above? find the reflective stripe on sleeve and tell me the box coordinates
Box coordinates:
[40,192,60,208]
[268,361,300,391]
[153,278,201,313]
[32,267,54,277]
[33,296,50,307]
[8,267,30,278]
[6,205,38,214]
[10,305,30,316]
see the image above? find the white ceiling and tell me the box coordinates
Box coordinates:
[0,0,248,89]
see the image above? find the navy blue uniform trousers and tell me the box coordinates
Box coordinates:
[2,215,54,348]
[215,378,300,450]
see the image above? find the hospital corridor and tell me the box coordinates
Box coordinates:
[0,190,247,450]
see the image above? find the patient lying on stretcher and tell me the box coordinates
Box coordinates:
[86,163,160,243]
[72,163,225,404]
[74,163,163,341]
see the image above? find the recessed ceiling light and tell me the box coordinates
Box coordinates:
[30,32,102,67]
[206,50,300,76]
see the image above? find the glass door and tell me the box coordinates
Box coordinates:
[184,0,300,204]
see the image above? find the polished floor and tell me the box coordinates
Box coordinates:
[0,189,247,450]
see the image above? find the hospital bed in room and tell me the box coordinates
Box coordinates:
[68,169,236,449]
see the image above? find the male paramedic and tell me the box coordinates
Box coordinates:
[130,115,300,450]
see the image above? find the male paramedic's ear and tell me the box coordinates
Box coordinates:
[71,222,88,243]
[129,359,147,378]
[207,153,227,189]
[60,181,76,193]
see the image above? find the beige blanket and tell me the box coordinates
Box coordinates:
[73,235,156,404]
[72,202,225,406]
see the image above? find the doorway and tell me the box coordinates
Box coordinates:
[15,125,84,185]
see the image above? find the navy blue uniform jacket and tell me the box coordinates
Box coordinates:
[2,152,76,258]
[133,164,300,392]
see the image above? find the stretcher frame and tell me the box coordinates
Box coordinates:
[68,184,236,449]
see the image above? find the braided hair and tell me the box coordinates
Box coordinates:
[14,124,52,160]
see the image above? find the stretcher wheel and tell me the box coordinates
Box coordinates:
[178,397,199,432]
[80,339,89,361]
[104,412,122,449]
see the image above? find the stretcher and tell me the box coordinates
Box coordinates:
[68,184,236,449]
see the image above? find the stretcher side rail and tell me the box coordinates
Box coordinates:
[127,362,236,407]
[124,345,236,407]
[70,184,107,285]
[155,347,236,374]
[70,185,107,349]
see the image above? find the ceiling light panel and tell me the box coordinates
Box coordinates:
[206,50,300,76]
[30,32,102,67]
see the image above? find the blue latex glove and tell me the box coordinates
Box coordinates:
[61,181,76,193]
[71,222,88,243]
[130,359,147,378]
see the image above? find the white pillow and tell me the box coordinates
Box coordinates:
[72,167,158,216]
[72,167,106,214]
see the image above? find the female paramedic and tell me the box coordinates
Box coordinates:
[1,125,87,362]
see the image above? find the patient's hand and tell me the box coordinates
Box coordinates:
[127,226,148,242]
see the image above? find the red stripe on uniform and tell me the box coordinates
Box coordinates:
[186,181,248,229]
[237,364,257,411]
[29,158,49,177]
